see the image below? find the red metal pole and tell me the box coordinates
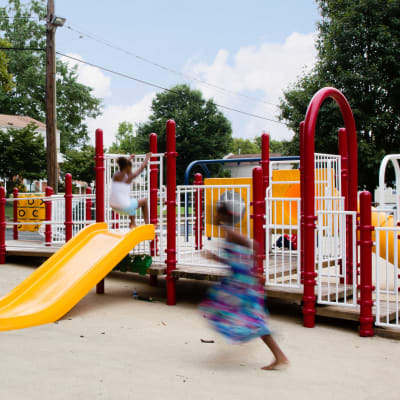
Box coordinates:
[95,128,105,294]
[358,191,374,337]
[45,186,53,246]
[149,133,159,256]
[165,120,177,305]
[302,87,358,328]
[194,173,204,251]
[299,121,305,284]
[339,128,352,284]
[65,173,73,242]
[252,167,265,284]
[0,187,5,264]
[260,133,269,258]
[85,187,92,226]
[13,187,18,240]
[260,133,270,196]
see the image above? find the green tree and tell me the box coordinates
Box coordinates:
[0,123,46,195]
[60,146,95,184]
[135,84,233,183]
[108,121,139,154]
[0,0,102,152]
[231,138,260,155]
[279,0,400,191]
[0,38,13,92]
[254,136,290,155]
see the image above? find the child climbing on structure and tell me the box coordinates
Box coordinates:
[110,153,152,228]
[200,200,289,371]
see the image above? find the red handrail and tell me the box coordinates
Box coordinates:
[0,186,5,264]
[45,186,53,246]
[194,173,204,251]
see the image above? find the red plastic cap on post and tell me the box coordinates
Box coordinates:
[0,186,5,264]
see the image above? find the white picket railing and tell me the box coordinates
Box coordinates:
[316,210,357,306]
[375,226,400,329]
[175,184,251,268]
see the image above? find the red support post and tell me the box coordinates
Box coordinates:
[252,167,265,284]
[194,173,204,251]
[149,133,159,256]
[165,120,177,305]
[358,191,374,337]
[299,121,305,284]
[302,87,358,328]
[339,128,353,284]
[65,173,73,242]
[13,187,18,240]
[260,133,269,258]
[85,187,92,226]
[0,187,5,264]
[45,187,53,246]
[95,128,105,294]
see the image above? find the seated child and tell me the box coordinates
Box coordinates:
[110,153,152,228]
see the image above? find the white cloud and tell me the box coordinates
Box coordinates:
[186,32,317,140]
[60,53,112,98]
[86,92,155,148]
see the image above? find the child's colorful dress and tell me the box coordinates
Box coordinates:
[200,240,270,342]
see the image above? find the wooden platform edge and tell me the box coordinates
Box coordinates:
[374,326,400,340]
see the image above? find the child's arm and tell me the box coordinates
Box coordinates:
[126,153,152,183]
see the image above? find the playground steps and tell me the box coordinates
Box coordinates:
[316,301,399,324]
[266,284,353,305]
[6,240,61,258]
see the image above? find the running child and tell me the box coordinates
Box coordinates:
[200,200,289,370]
[110,153,152,228]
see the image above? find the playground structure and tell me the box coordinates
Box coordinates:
[0,87,399,335]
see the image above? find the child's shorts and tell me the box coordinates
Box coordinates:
[112,199,139,216]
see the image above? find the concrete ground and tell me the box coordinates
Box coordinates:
[0,261,399,400]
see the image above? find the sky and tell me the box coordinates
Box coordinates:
[53,0,320,148]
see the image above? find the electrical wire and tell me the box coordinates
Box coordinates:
[56,51,287,126]
[0,46,286,125]
[66,23,278,109]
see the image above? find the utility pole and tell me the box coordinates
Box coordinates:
[46,0,58,193]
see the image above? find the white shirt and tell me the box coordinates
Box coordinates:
[110,179,130,209]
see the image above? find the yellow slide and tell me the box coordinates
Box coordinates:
[0,223,155,331]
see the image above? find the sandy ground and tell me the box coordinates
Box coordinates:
[0,261,399,400]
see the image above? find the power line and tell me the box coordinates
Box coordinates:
[0,46,286,125]
[56,51,287,126]
[66,23,278,109]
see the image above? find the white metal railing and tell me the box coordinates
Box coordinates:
[105,153,165,262]
[265,192,301,288]
[375,226,400,329]
[176,184,251,268]
[316,210,357,306]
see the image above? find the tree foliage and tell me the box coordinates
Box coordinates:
[0,0,102,152]
[135,84,233,183]
[0,38,14,92]
[60,146,95,185]
[279,0,400,190]
[0,123,46,195]
[230,138,259,155]
[108,121,139,154]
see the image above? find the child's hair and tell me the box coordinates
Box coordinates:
[215,200,240,226]
[117,157,131,170]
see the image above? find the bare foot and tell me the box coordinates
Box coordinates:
[129,224,137,229]
[261,359,289,371]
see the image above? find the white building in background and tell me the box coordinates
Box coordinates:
[223,153,295,178]
[0,114,64,192]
